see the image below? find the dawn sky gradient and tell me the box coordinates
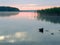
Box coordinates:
[0,0,60,10]
[0,0,60,6]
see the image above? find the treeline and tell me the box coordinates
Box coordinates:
[37,7,60,16]
[0,6,20,11]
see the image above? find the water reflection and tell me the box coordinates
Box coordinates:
[17,12,38,20]
[0,32,29,43]
[0,12,19,17]
[0,12,60,45]
[37,12,60,24]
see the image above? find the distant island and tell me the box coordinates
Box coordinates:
[0,6,20,12]
[37,7,60,16]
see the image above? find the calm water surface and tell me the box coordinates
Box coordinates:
[0,12,60,45]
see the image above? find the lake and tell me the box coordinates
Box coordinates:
[0,12,60,45]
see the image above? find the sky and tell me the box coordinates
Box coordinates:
[0,0,60,10]
[0,0,60,6]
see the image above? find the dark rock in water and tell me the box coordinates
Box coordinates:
[51,33,54,35]
[39,28,43,33]
[0,6,20,12]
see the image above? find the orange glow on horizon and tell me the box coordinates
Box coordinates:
[1,4,59,10]
[14,5,59,10]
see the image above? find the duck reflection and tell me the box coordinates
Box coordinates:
[0,12,19,17]
[38,28,54,35]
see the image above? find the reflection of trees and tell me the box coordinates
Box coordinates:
[0,12,19,17]
[37,7,60,23]
[37,12,60,24]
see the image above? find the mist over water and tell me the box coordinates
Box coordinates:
[0,12,60,45]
